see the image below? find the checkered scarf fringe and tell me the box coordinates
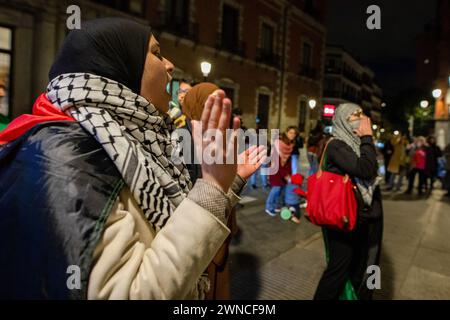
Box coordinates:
[47,73,192,232]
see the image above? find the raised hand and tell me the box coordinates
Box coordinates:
[191,90,240,193]
[354,116,373,137]
[237,145,267,180]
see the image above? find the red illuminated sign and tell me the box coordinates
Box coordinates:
[323,104,336,117]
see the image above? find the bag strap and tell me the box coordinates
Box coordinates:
[316,138,351,183]
[317,138,333,178]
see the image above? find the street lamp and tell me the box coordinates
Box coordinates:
[432,89,442,99]
[380,128,385,133]
[394,130,400,136]
[372,124,378,130]
[420,100,429,108]
[200,61,212,81]
[381,102,386,108]
[308,99,317,109]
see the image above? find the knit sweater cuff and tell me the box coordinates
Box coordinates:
[187,179,231,224]
[231,174,247,196]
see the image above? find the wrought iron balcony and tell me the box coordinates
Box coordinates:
[342,69,362,85]
[216,33,247,58]
[323,90,341,98]
[157,12,199,42]
[256,48,280,68]
[325,66,342,74]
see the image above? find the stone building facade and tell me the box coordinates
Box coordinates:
[0,0,327,133]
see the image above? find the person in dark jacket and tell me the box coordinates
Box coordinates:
[424,136,443,193]
[313,103,383,300]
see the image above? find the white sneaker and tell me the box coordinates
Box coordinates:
[300,202,307,209]
[265,209,277,217]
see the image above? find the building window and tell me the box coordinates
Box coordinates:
[256,22,277,66]
[302,42,312,67]
[221,4,239,51]
[257,93,270,129]
[261,23,274,56]
[298,100,307,132]
[165,0,190,27]
[0,26,12,120]
[223,87,236,103]
[299,42,316,78]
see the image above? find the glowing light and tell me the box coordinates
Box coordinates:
[420,100,429,108]
[200,61,212,77]
[432,89,442,99]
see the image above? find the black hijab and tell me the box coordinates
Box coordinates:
[49,18,151,94]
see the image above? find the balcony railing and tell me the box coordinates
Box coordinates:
[342,92,360,102]
[362,75,373,87]
[323,90,341,98]
[157,12,199,42]
[325,66,342,74]
[343,70,362,85]
[299,64,318,80]
[361,92,372,102]
[216,33,247,58]
[256,48,280,68]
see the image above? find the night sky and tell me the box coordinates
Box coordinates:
[325,0,438,98]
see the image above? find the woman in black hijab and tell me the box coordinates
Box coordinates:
[0,18,251,299]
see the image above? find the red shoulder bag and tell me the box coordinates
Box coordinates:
[306,139,358,231]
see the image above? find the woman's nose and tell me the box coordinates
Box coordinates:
[164,58,174,75]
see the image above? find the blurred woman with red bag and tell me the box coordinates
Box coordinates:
[313,103,383,300]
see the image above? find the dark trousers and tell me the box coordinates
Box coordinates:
[314,225,369,300]
[407,168,426,194]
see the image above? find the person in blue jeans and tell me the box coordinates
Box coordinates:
[266,185,284,216]
[266,152,293,215]
[250,162,269,189]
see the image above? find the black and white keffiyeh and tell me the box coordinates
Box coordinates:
[47,73,192,232]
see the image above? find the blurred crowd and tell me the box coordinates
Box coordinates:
[381,134,450,197]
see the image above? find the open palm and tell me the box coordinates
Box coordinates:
[237,145,267,180]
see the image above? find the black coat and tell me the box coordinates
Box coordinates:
[177,118,202,184]
[323,136,383,221]
[0,121,123,299]
[318,136,383,300]
[425,144,442,177]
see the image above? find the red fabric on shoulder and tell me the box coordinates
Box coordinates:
[0,94,74,145]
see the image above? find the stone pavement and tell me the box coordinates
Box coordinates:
[229,151,450,300]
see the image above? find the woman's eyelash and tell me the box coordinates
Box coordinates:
[154,52,163,60]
